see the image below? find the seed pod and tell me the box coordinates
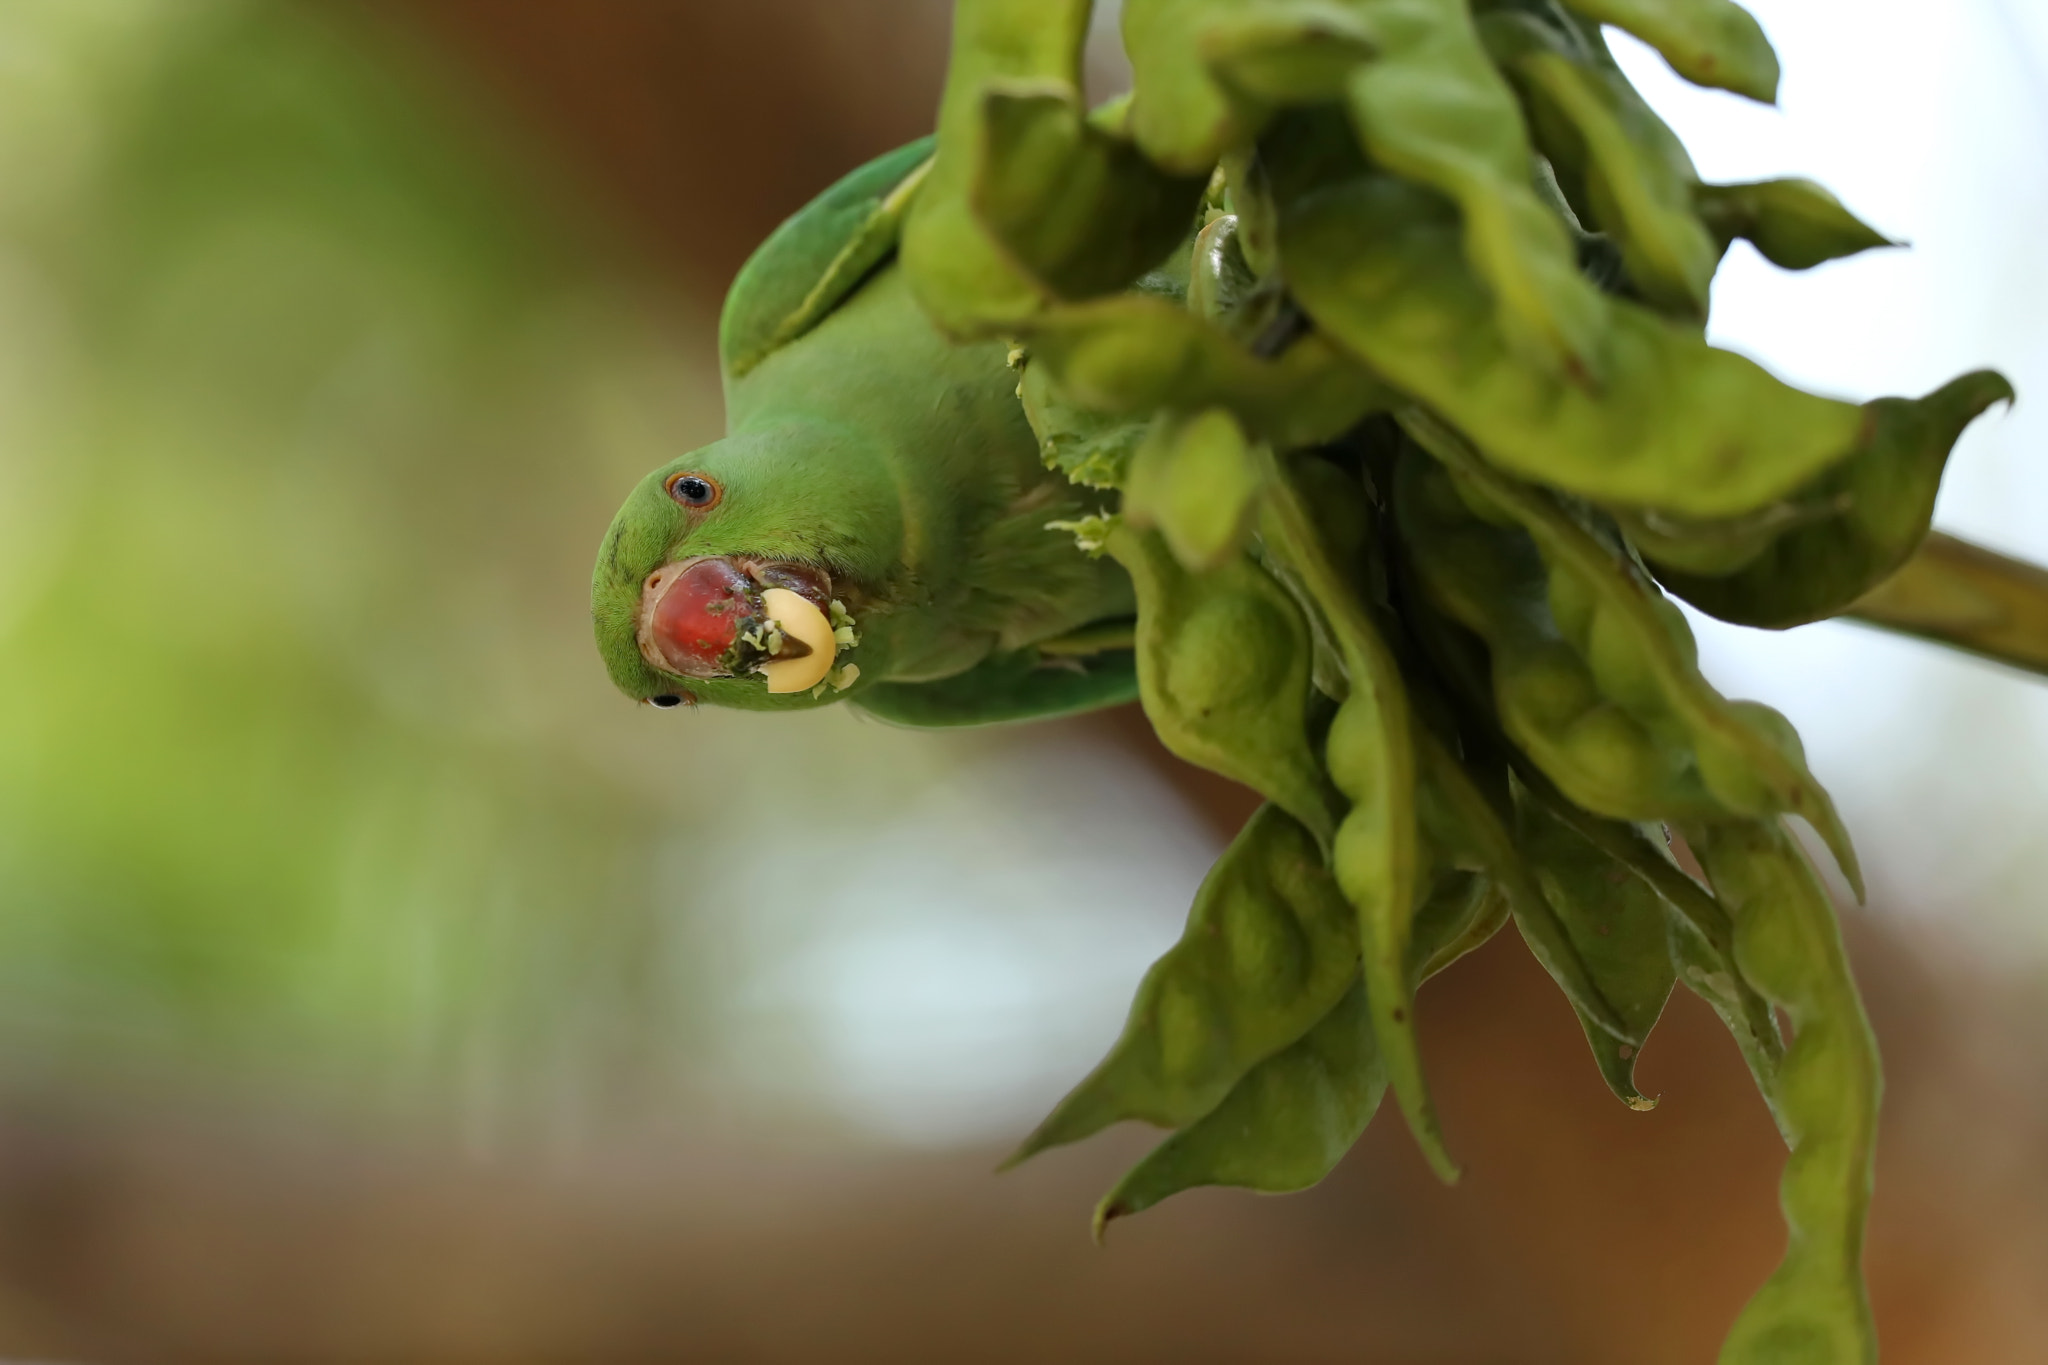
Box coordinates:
[1337,0,1606,375]
[1016,804,1359,1163]
[1401,415,1863,894]
[1556,0,1780,104]
[1095,868,1509,1227]
[1282,175,1867,516]
[1094,977,1383,1231]
[974,88,1210,299]
[902,0,1200,336]
[1513,783,1677,1109]
[1484,11,1717,318]
[1694,177,1896,270]
[1024,292,1390,448]
[1689,819,1882,1365]
[1642,371,2015,627]
[1123,408,1263,570]
[1109,525,1340,846]
[1260,456,1447,1177]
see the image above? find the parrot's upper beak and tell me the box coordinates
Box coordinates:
[637,556,838,692]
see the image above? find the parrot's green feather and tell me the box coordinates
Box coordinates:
[853,648,1139,726]
[719,137,935,382]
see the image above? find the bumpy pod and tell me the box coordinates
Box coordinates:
[1642,371,2016,627]
[1395,420,1861,894]
[1016,804,1360,1161]
[1110,524,1340,847]
[1691,820,1881,1365]
[1097,869,1507,1229]
[1282,175,1869,516]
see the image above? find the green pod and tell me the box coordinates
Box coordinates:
[1123,407,1264,570]
[1013,804,1361,1162]
[1096,868,1510,1229]
[1123,0,1265,172]
[1848,531,2048,681]
[1186,213,1258,323]
[1024,292,1391,448]
[1555,0,1780,103]
[1517,781,1786,1108]
[1258,454,1447,1177]
[1202,2,1380,107]
[1513,783,1677,1109]
[1419,735,1634,1053]
[1695,177,1896,271]
[1109,525,1340,845]
[1645,371,2014,627]
[1337,0,1606,375]
[1393,426,1861,895]
[1282,174,1867,516]
[1484,12,1717,317]
[904,0,1200,335]
[1690,820,1881,1365]
[1095,978,1384,1230]
[974,88,1210,299]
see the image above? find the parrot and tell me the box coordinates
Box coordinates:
[590,138,1139,726]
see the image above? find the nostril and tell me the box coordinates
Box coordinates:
[648,694,684,709]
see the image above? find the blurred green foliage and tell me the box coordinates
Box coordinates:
[0,0,730,1121]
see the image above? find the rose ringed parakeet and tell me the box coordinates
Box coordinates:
[591,139,1137,725]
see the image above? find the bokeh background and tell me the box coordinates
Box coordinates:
[0,1,2043,1360]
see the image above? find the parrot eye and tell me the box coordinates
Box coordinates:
[665,472,721,509]
[647,693,686,709]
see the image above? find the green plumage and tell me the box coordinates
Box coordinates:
[592,144,1136,719]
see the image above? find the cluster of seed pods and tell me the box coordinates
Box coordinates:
[894,1,2026,1359]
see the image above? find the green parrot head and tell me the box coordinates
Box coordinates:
[591,419,900,711]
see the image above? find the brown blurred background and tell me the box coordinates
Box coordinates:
[0,2,2042,1361]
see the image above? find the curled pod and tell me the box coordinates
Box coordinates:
[1014,804,1359,1164]
[1689,819,1881,1365]
[1108,525,1340,847]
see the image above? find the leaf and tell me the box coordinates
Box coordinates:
[1695,177,1896,270]
[1689,820,1881,1365]
[1645,371,2014,626]
[1513,783,1677,1109]
[1340,0,1607,374]
[1017,356,1152,489]
[1124,408,1264,570]
[1393,421,1861,896]
[1555,0,1780,104]
[1282,174,1866,516]
[1109,525,1341,847]
[1016,805,1360,1162]
[1847,531,2048,681]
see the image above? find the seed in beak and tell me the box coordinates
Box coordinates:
[757,588,838,693]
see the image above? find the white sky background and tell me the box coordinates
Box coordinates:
[1609,0,2048,957]
[709,0,2048,1148]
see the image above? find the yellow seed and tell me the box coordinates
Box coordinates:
[758,588,837,694]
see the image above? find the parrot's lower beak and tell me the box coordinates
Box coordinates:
[637,556,839,692]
